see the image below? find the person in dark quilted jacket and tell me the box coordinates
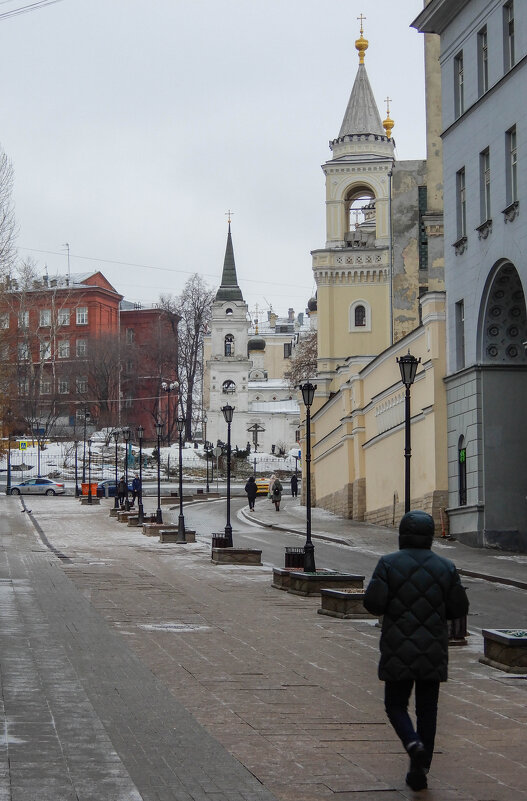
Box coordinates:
[364,510,469,792]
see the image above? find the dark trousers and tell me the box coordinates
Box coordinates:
[384,680,440,766]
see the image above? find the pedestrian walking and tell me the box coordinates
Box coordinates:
[268,474,282,512]
[290,473,298,498]
[131,473,141,507]
[117,476,128,508]
[244,476,257,511]
[363,510,469,792]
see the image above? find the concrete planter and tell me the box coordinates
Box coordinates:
[159,529,196,543]
[211,547,262,566]
[109,507,120,517]
[272,567,364,597]
[80,497,100,506]
[117,510,136,523]
[143,523,178,537]
[480,629,527,673]
[318,588,374,619]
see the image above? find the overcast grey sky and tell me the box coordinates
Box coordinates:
[1,0,427,318]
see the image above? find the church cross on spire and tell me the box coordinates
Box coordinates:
[357,12,366,34]
[355,13,369,64]
[225,209,234,225]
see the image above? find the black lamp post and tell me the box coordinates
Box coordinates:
[74,440,79,497]
[87,438,93,505]
[205,442,210,494]
[155,420,163,524]
[136,425,144,524]
[221,404,234,547]
[161,380,178,446]
[300,382,316,572]
[5,410,12,496]
[397,350,421,513]
[176,417,186,542]
[112,429,120,508]
[122,426,131,510]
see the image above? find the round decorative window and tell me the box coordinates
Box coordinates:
[507,345,519,358]
[488,325,500,337]
[490,306,502,317]
[487,345,499,357]
[507,326,519,338]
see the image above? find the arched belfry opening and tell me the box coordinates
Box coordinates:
[344,185,376,245]
[479,261,527,363]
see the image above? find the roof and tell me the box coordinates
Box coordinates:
[215,223,243,302]
[338,63,385,139]
[249,400,299,414]
[411,0,470,33]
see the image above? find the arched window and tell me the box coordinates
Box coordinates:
[458,436,467,506]
[349,300,371,332]
[225,308,233,316]
[222,379,236,394]
[355,305,366,327]
[224,334,234,356]
[479,261,527,363]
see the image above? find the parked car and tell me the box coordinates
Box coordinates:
[10,478,65,496]
[96,479,133,498]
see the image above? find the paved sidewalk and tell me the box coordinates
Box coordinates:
[1,495,526,801]
[243,496,527,589]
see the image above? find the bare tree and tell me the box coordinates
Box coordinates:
[285,331,318,391]
[0,146,18,280]
[159,274,214,441]
[87,333,121,428]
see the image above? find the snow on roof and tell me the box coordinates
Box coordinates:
[249,378,290,389]
[249,400,299,414]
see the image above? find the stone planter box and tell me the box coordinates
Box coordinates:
[117,510,136,523]
[162,495,194,505]
[80,497,100,506]
[159,529,196,543]
[480,629,527,673]
[272,567,364,597]
[211,547,262,566]
[109,507,120,517]
[318,588,374,619]
[143,522,177,537]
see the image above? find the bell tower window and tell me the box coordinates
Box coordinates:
[224,334,234,356]
[350,300,371,332]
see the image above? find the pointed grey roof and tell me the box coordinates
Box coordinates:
[338,63,385,138]
[215,222,243,302]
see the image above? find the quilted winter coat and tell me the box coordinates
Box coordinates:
[363,511,469,683]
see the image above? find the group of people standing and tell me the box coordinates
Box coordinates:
[116,474,142,507]
[244,473,299,512]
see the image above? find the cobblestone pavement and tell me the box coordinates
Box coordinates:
[1,494,526,801]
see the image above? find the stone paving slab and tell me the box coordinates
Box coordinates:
[2,495,527,801]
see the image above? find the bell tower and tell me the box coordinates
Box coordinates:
[312,18,395,394]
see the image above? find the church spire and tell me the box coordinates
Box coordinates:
[215,214,243,302]
[336,17,385,140]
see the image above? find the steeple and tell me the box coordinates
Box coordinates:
[215,218,243,302]
[337,18,385,140]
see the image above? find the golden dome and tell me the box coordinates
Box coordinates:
[383,97,394,139]
[355,14,368,65]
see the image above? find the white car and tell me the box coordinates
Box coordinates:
[10,478,65,496]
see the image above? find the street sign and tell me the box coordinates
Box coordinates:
[213,446,222,458]
[19,441,27,451]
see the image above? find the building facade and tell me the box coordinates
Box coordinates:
[414,0,527,551]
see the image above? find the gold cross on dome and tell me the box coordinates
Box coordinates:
[225,209,234,224]
[357,13,366,34]
[385,96,392,114]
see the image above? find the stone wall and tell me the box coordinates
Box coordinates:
[364,490,449,534]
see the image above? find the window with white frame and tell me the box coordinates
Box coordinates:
[480,148,491,222]
[76,338,87,357]
[58,308,70,326]
[39,309,51,327]
[478,26,489,95]
[0,312,9,329]
[76,306,88,325]
[18,378,29,395]
[454,51,464,118]
[504,1,515,71]
[58,379,69,394]
[506,125,518,205]
[58,339,70,359]
[40,340,51,361]
[456,168,467,239]
[76,375,88,394]
[40,378,52,395]
[349,300,371,332]
[18,311,29,329]
[18,342,30,361]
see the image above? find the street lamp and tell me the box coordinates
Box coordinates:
[161,380,178,446]
[397,349,421,513]
[155,420,163,524]
[5,409,12,496]
[300,382,316,572]
[221,404,234,547]
[136,425,145,524]
[122,427,131,510]
[74,440,79,497]
[176,417,187,542]
[205,441,210,494]
[82,406,90,483]
[112,429,120,509]
[87,438,93,505]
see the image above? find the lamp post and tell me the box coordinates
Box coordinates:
[176,417,187,542]
[136,425,144,524]
[221,404,234,547]
[74,440,79,497]
[5,409,12,496]
[155,420,163,524]
[112,429,120,509]
[397,350,421,513]
[87,438,93,505]
[205,442,211,494]
[161,380,178,447]
[300,382,316,572]
[122,426,131,510]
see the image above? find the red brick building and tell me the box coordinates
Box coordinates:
[0,271,178,441]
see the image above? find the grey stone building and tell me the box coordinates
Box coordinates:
[413,0,527,550]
